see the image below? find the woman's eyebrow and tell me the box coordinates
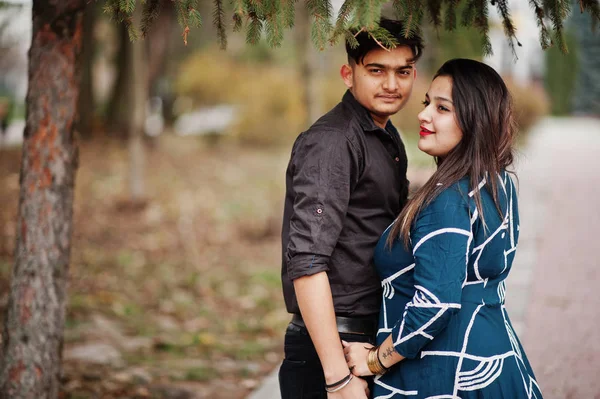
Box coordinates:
[434,96,453,104]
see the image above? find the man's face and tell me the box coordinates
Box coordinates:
[342,46,417,126]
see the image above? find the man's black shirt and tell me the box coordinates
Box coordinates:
[281,90,409,317]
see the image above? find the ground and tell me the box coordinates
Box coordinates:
[0,135,292,399]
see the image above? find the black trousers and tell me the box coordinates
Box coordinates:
[278,323,374,399]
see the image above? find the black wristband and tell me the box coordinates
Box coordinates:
[324,372,352,389]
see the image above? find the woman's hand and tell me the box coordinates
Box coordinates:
[342,340,374,377]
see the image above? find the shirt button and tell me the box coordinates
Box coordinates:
[395,157,400,162]
[316,208,323,214]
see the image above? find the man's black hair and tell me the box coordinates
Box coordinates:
[345,18,424,65]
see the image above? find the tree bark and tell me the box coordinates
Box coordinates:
[0,1,84,398]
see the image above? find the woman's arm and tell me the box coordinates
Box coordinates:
[343,333,404,376]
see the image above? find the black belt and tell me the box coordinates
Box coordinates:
[291,313,377,336]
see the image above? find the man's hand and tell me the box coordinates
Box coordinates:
[342,340,374,377]
[327,375,369,398]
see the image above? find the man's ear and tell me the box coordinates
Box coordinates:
[340,64,353,89]
[413,67,417,81]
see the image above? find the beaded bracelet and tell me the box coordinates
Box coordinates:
[325,373,354,393]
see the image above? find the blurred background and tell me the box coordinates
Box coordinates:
[0,1,598,398]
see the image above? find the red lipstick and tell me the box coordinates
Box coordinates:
[419,126,434,136]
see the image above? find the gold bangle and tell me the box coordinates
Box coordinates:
[367,346,387,375]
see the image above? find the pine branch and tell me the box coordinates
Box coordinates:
[473,0,492,56]
[248,0,267,18]
[213,0,227,49]
[306,0,333,49]
[369,25,399,49]
[579,0,599,30]
[98,0,598,53]
[331,0,357,45]
[281,0,297,28]
[426,0,442,28]
[494,0,521,59]
[173,0,202,46]
[443,0,459,31]
[246,10,263,44]
[356,0,384,29]
[119,0,136,14]
[528,0,551,49]
[265,0,284,47]
[393,0,424,39]
[141,0,162,38]
[544,0,571,53]
[104,0,137,40]
[231,0,245,32]
[461,0,477,26]
[344,29,360,49]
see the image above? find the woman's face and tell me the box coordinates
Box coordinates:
[417,75,463,158]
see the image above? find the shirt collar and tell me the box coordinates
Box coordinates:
[342,90,397,134]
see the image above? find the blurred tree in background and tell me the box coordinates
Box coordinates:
[544,30,578,115]
[1,1,599,398]
[571,6,600,116]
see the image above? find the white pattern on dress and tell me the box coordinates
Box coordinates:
[375,172,540,398]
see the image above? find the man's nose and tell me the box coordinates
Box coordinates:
[382,73,398,91]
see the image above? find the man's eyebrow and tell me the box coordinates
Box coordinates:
[364,63,414,70]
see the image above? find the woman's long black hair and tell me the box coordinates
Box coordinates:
[389,58,517,247]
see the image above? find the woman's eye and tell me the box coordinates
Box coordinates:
[421,100,430,106]
[438,105,449,112]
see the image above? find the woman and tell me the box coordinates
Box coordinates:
[343,59,543,398]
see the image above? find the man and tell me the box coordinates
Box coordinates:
[279,18,424,399]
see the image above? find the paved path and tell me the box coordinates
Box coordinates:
[247,117,600,399]
[518,117,600,398]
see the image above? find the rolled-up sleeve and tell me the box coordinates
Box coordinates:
[285,129,360,281]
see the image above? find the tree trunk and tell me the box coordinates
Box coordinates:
[147,2,175,128]
[105,22,130,136]
[76,2,96,138]
[147,1,174,91]
[571,9,600,116]
[0,1,84,398]
[296,3,322,127]
[128,7,147,201]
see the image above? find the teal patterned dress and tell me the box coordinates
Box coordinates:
[372,172,542,398]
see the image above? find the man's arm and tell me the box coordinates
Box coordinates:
[285,130,366,397]
[294,272,368,398]
[294,272,349,381]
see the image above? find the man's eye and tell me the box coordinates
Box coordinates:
[370,69,382,73]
